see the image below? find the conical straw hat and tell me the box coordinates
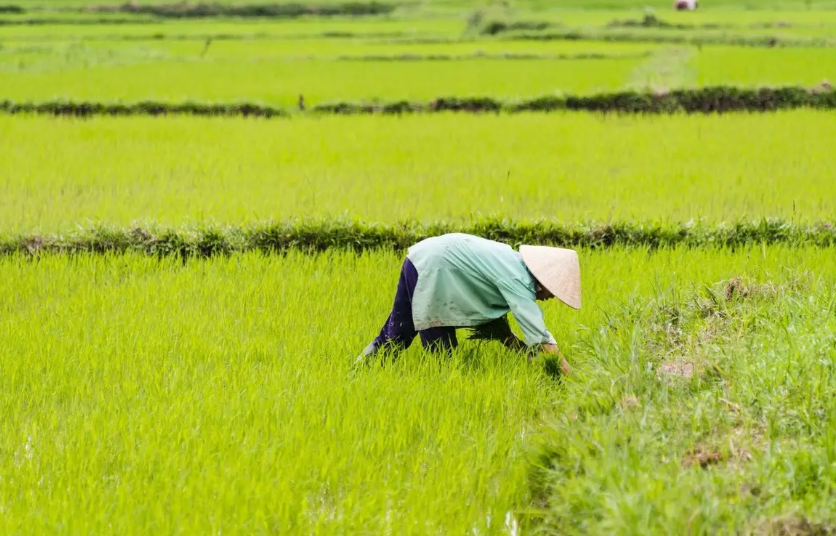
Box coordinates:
[519,246,582,309]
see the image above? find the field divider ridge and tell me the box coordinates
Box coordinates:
[0,1,400,18]
[503,28,836,48]
[3,86,835,118]
[5,219,836,259]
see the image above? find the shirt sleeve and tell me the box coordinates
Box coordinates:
[496,278,557,347]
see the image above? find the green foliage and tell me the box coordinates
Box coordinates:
[3,0,836,532]
[529,270,836,534]
[0,53,637,106]
[479,19,552,35]
[88,1,397,18]
[0,99,288,117]
[606,13,727,30]
[0,250,556,534]
[3,86,835,118]
[515,27,833,47]
[0,16,158,25]
[3,112,835,231]
[2,247,834,533]
[333,51,635,61]
[3,219,836,258]
[515,86,836,113]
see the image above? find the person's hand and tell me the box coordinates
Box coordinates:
[540,343,571,376]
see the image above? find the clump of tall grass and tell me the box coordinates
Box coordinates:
[529,267,836,533]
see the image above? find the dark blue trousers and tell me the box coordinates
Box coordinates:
[371,257,458,353]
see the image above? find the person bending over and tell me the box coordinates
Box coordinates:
[356,233,580,373]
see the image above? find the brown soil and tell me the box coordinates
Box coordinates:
[682,447,723,468]
[752,516,836,536]
[661,360,694,378]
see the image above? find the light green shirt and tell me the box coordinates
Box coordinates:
[407,233,556,347]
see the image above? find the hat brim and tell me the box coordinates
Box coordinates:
[520,245,582,310]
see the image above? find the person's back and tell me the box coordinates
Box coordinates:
[408,233,524,285]
[408,233,541,334]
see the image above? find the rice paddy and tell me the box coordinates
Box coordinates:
[2,112,835,233]
[2,0,836,533]
[2,247,834,534]
[2,41,835,103]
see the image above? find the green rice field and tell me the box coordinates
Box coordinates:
[2,0,836,533]
[2,248,835,534]
[1,37,835,103]
[2,112,835,232]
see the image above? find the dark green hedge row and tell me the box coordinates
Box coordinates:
[508,86,836,114]
[0,17,158,25]
[606,14,726,30]
[5,86,833,118]
[260,86,836,114]
[0,100,288,118]
[89,1,396,18]
[479,20,553,35]
[4,220,835,259]
[514,29,829,48]
[16,29,406,39]
[0,4,24,12]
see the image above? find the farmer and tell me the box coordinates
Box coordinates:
[356,233,581,371]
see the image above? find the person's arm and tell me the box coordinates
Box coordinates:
[497,279,571,375]
[496,279,557,347]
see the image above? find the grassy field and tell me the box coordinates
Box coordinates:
[0,18,463,40]
[0,38,658,64]
[4,0,836,533]
[692,46,836,86]
[2,37,834,104]
[0,56,640,103]
[2,247,833,534]
[532,248,836,534]
[2,112,835,233]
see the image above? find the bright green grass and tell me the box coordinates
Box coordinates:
[5,7,836,44]
[2,112,835,233]
[529,24,836,46]
[0,56,639,104]
[533,250,836,534]
[693,46,836,86]
[0,38,658,74]
[630,45,836,89]
[101,37,658,60]
[0,250,553,535]
[1,246,833,534]
[2,37,834,98]
[0,18,465,41]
